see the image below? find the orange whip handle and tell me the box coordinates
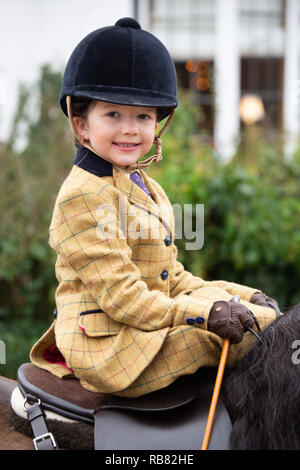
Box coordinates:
[201,295,239,450]
[201,338,230,450]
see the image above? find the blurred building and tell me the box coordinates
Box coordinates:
[136,0,300,160]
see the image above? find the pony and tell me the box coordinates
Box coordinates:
[0,375,33,450]
[0,303,300,450]
[224,303,300,450]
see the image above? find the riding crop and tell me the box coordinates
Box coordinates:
[201,295,240,450]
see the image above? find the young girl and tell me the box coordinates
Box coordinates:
[30,18,279,397]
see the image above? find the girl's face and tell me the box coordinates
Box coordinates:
[74,101,158,167]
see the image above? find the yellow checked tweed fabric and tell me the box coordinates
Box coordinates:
[30,164,277,397]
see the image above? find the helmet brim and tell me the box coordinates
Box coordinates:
[60,86,177,121]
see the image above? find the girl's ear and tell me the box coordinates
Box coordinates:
[155,122,159,130]
[73,116,89,141]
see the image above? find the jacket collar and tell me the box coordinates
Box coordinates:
[74,146,113,177]
[73,146,173,237]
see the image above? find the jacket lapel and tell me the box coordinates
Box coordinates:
[113,166,174,237]
[73,147,174,237]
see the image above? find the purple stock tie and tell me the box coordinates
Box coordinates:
[130,171,152,197]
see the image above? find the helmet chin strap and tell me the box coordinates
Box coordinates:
[126,108,175,171]
[66,96,174,172]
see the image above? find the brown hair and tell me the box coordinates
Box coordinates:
[70,97,94,147]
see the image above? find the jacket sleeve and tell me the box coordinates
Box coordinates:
[169,243,261,302]
[150,178,261,304]
[50,189,228,332]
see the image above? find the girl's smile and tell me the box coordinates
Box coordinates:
[74,101,158,167]
[112,142,141,152]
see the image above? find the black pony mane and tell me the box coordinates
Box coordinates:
[223,304,300,450]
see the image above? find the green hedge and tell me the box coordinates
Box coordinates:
[1,65,300,377]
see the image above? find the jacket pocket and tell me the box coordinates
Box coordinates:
[78,309,122,337]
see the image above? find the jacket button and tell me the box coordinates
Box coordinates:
[160,269,168,280]
[196,316,204,324]
[186,318,195,325]
[164,236,172,246]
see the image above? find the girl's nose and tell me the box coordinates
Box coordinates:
[122,119,138,135]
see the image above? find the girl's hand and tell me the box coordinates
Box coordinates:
[207,300,255,344]
[250,292,280,315]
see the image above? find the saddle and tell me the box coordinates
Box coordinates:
[10,363,232,450]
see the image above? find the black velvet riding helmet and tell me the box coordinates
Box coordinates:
[59,17,178,121]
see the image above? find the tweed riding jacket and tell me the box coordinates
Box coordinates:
[30,147,276,397]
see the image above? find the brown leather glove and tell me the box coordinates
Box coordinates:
[250,292,280,318]
[208,300,255,344]
[250,292,279,309]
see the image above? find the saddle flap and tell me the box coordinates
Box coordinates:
[102,374,198,412]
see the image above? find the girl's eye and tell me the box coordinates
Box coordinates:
[107,111,119,118]
[139,114,151,120]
